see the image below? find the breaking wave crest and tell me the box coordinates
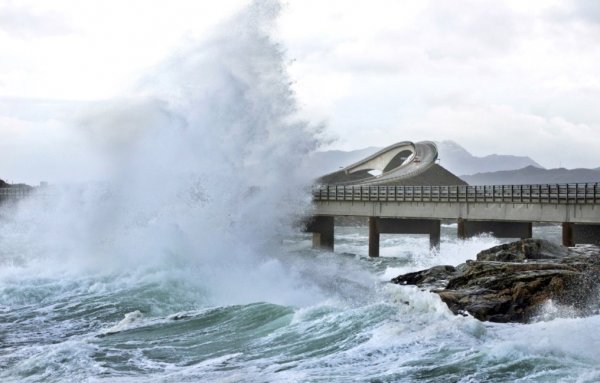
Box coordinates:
[0,0,325,307]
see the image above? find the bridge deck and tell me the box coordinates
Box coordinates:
[0,187,33,199]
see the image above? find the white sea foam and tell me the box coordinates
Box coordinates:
[377,232,500,280]
[487,314,600,364]
[105,310,144,334]
[2,2,600,382]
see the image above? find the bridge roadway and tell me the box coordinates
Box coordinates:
[308,183,600,256]
[0,186,32,201]
[338,141,438,185]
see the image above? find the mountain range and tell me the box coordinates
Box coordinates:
[462,166,600,185]
[435,141,543,176]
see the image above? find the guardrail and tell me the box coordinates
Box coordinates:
[313,183,600,204]
[0,187,34,199]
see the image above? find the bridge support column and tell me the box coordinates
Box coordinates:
[369,217,380,257]
[305,216,334,251]
[563,223,600,246]
[562,223,574,247]
[457,218,467,240]
[457,220,532,239]
[430,222,441,251]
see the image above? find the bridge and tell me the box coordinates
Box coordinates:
[335,141,438,185]
[308,183,600,256]
[308,141,600,256]
[3,140,600,258]
[0,186,33,201]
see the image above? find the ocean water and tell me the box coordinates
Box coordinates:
[2,218,600,383]
[2,2,600,382]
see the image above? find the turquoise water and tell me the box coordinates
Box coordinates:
[2,3,599,380]
[2,223,599,382]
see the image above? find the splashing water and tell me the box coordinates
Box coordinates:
[2,0,323,307]
[1,2,600,382]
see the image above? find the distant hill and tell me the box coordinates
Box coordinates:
[0,179,9,188]
[462,166,600,185]
[307,141,543,177]
[435,141,543,176]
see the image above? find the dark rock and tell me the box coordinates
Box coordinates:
[390,265,456,288]
[391,239,600,323]
[439,262,584,322]
[476,238,566,262]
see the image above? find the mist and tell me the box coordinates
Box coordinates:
[0,0,327,307]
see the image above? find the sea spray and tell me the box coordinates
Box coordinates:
[1,0,325,307]
[2,2,600,382]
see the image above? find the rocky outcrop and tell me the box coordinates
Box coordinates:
[391,239,600,323]
[391,265,457,289]
[475,239,567,262]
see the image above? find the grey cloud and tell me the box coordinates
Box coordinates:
[0,4,75,38]
[571,0,600,24]
[297,1,526,77]
[422,1,524,61]
[544,0,600,27]
[530,88,600,128]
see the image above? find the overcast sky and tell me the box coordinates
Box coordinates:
[2,0,600,183]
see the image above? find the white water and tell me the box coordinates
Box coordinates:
[1,1,600,382]
[1,0,325,307]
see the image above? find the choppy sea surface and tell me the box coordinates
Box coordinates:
[2,221,599,383]
[2,3,600,381]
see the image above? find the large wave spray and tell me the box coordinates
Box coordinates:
[4,3,600,381]
[0,1,324,306]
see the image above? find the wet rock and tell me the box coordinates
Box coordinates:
[476,238,567,262]
[390,265,456,288]
[391,239,600,323]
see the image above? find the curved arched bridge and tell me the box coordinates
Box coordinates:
[319,140,440,185]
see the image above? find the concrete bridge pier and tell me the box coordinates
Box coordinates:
[368,217,441,257]
[562,223,600,246]
[368,217,380,258]
[305,216,334,251]
[457,219,532,240]
[562,223,574,247]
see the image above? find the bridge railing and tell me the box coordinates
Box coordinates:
[0,186,33,198]
[0,187,37,205]
[313,183,600,204]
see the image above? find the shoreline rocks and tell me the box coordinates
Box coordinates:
[391,239,600,323]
